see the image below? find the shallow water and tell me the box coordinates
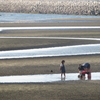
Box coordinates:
[0,27,100,59]
[0,13,100,23]
[1,37,100,41]
[0,43,100,59]
[0,72,100,83]
[0,26,100,32]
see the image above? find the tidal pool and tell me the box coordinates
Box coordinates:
[0,72,100,83]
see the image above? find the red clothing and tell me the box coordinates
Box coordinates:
[82,71,87,74]
[87,69,91,80]
[81,70,91,80]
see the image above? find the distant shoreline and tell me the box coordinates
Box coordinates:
[0,0,100,15]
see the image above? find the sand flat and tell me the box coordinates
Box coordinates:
[0,81,100,100]
[0,55,100,76]
[0,17,100,100]
[0,17,100,27]
[0,18,100,75]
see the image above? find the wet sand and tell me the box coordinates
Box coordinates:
[0,18,100,27]
[0,81,100,100]
[0,18,100,100]
[0,55,100,76]
[0,28,100,51]
[0,19,100,76]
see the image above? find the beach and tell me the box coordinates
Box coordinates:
[0,18,100,51]
[0,17,100,27]
[0,81,100,100]
[0,17,100,100]
[0,55,100,76]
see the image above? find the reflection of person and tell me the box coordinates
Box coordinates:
[60,60,66,78]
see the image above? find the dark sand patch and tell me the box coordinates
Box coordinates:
[1,29,100,38]
[0,38,100,51]
[1,22,100,27]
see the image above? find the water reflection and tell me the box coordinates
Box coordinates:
[0,44,100,59]
[0,37,100,41]
[0,26,100,32]
[0,72,100,83]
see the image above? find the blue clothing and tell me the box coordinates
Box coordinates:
[78,65,84,71]
[60,64,66,73]
[82,63,90,68]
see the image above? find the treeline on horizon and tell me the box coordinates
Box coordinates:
[0,0,100,15]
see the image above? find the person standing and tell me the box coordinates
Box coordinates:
[60,60,66,78]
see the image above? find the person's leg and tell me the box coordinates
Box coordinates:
[64,73,66,78]
[88,74,91,80]
[81,71,87,80]
[82,74,85,80]
[61,73,63,78]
